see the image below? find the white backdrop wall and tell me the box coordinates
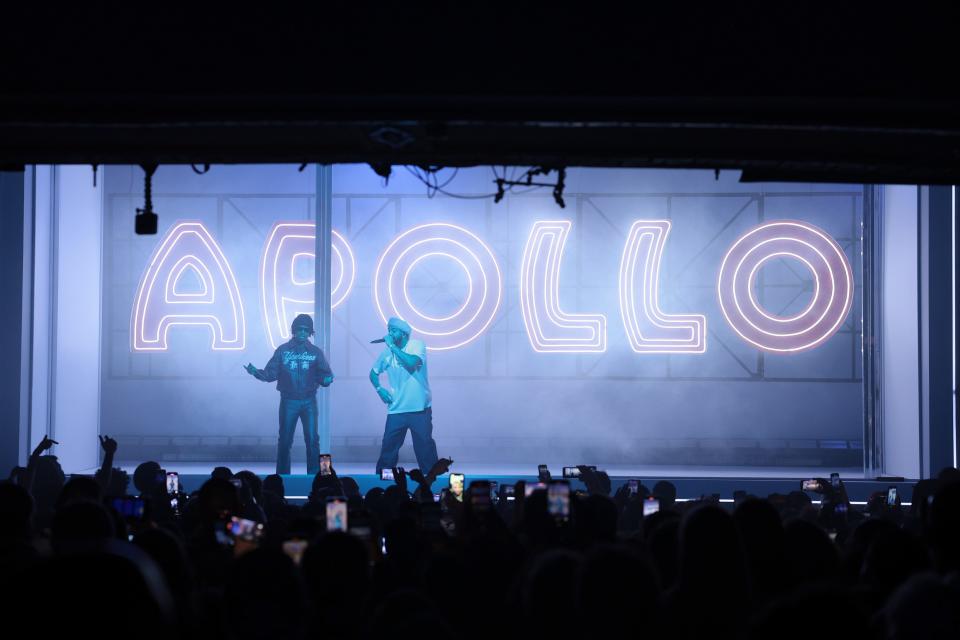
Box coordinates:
[98,165,868,469]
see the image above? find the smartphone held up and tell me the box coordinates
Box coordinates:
[547,480,570,521]
[319,454,333,477]
[326,497,348,532]
[449,473,465,501]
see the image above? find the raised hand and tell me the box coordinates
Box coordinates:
[393,466,408,494]
[578,465,604,495]
[31,435,58,458]
[244,363,262,378]
[426,457,454,482]
[408,468,427,486]
[99,435,118,455]
[596,471,612,496]
[613,483,632,508]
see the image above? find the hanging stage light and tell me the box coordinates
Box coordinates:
[135,163,159,235]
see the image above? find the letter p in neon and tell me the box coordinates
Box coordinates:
[260,222,356,349]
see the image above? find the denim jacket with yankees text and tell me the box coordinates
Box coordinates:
[260,339,333,400]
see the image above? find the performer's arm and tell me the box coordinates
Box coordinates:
[261,351,280,381]
[387,342,422,373]
[370,356,393,404]
[244,349,280,382]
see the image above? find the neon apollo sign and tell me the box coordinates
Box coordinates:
[131,219,853,354]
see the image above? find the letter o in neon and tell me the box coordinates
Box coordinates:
[717,220,853,353]
[374,223,502,350]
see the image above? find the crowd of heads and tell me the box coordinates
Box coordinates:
[3,437,960,640]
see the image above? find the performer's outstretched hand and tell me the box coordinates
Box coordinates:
[376,387,393,404]
[244,363,264,380]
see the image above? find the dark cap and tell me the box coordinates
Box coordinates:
[291,313,315,334]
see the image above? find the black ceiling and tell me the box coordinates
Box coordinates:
[1,3,958,183]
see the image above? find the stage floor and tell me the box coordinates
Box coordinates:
[74,461,912,503]
[101,461,864,480]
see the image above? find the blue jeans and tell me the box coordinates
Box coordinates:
[375,407,439,474]
[277,396,319,475]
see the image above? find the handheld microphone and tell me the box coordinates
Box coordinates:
[370,338,386,344]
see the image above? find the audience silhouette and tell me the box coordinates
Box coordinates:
[4,436,960,640]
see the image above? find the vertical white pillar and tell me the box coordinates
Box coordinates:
[50,166,103,473]
[314,165,333,456]
[881,185,921,478]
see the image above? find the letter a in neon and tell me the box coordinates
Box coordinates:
[618,220,706,353]
[520,220,606,352]
[131,221,246,351]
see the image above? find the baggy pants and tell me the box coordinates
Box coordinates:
[277,396,319,475]
[375,407,439,474]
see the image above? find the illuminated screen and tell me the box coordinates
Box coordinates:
[100,165,864,469]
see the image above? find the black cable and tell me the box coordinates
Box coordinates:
[143,165,153,212]
[435,167,459,190]
[404,166,495,200]
[134,163,160,234]
[404,166,498,199]
[403,165,566,203]
[497,166,566,201]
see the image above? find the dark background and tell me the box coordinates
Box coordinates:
[0,3,958,183]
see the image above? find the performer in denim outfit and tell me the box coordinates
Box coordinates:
[245,314,333,474]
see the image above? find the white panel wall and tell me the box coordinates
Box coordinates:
[882,185,921,478]
[30,166,103,473]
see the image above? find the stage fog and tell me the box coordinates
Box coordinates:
[98,164,868,471]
